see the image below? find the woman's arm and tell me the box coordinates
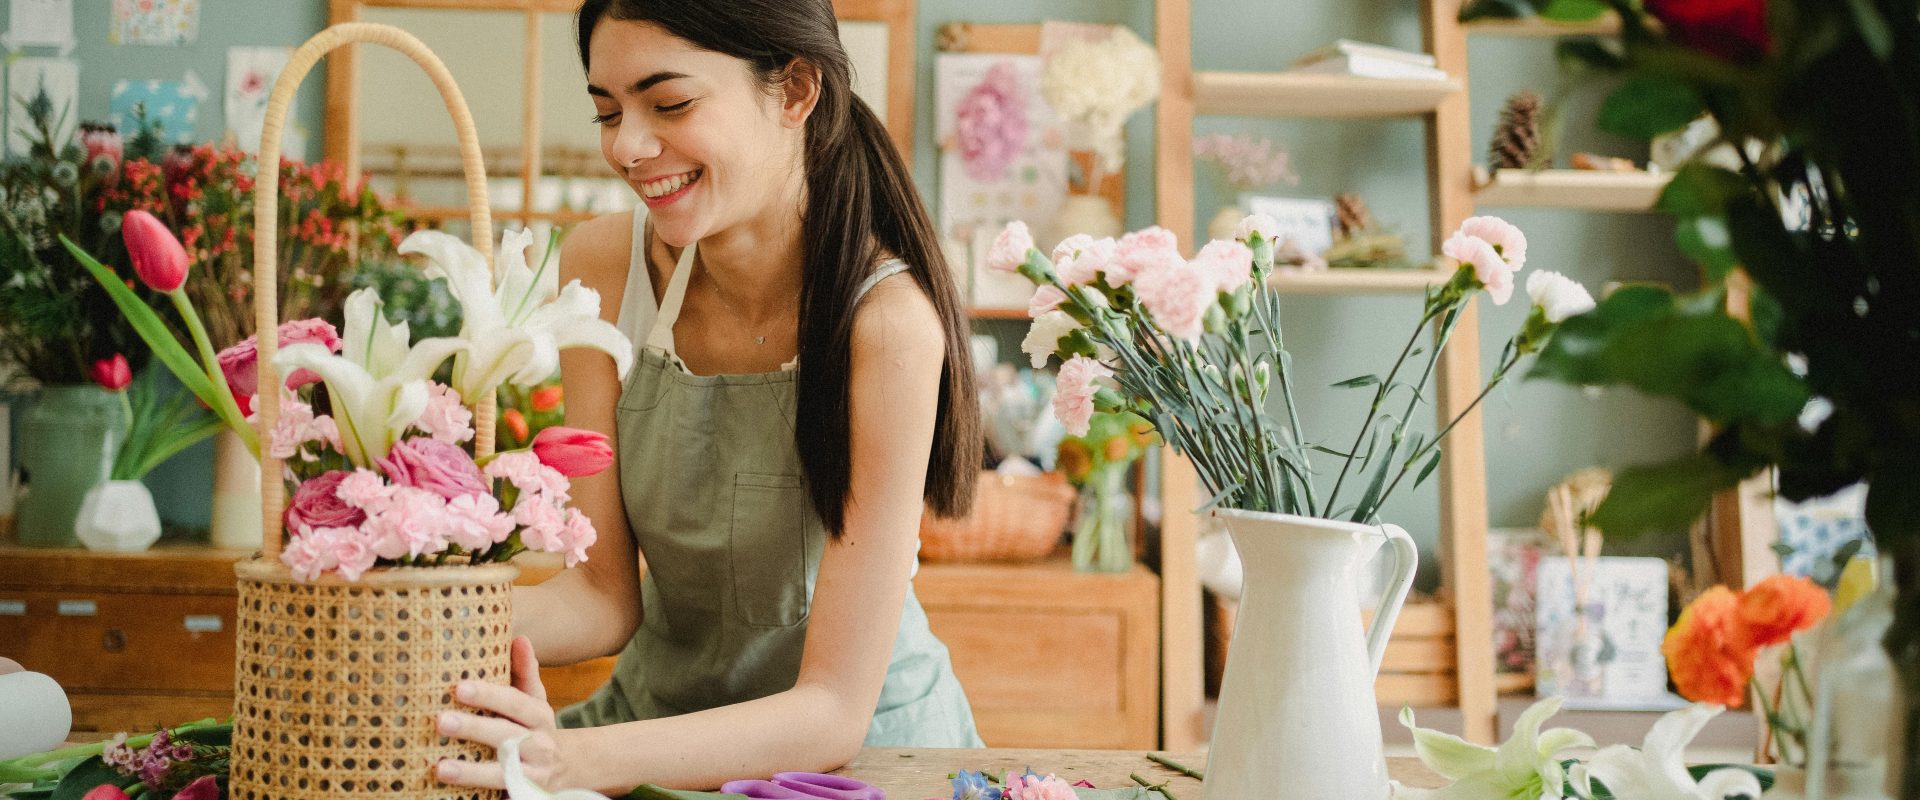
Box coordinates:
[510,212,645,666]
[443,272,948,793]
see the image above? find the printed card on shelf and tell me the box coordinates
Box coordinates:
[5,57,78,157]
[1535,555,1677,709]
[1245,195,1336,256]
[110,0,198,45]
[8,0,75,50]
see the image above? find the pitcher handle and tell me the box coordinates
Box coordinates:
[1365,524,1420,678]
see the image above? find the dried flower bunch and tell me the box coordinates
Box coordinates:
[1039,26,1161,178]
[1192,133,1298,194]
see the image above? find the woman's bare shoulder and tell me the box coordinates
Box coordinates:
[560,211,637,323]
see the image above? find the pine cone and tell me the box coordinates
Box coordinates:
[1489,90,1543,170]
[1334,192,1374,240]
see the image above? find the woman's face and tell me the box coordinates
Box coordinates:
[586,19,806,247]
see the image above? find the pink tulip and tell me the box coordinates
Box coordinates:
[529,427,613,478]
[90,354,132,392]
[170,774,219,800]
[81,785,131,800]
[121,209,189,292]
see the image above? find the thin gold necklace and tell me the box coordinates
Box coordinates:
[698,260,797,346]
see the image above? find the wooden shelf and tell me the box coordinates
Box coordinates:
[1268,268,1447,294]
[1192,71,1461,118]
[1472,167,1672,212]
[398,204,606,225]
[969,306,1031,321]
[1465,13,1622,37]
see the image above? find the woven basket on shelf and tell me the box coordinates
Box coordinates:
[918,471,1076,561]
[230,22,509,800]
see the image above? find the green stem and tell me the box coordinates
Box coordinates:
[1146,754,1204,780]
[1374,340,1522,507]
[1326,303,1440,512]
[1131,773,1177,800]
[170,289,258,456]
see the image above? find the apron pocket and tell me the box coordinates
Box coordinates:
[730,472,812,628]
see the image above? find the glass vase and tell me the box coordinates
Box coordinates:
[1070,470,1132,573]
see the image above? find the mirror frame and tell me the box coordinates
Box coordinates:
[324,0,917,225]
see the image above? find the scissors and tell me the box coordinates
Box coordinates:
[718,772,884,800]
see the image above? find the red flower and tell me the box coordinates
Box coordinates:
[121,210,189,292]
[530,426,613,477]
[90,354,132,392]
[530,385,564,413]
[169,776,219,800]
[81,786,131,800]
[1645,0,1771,63]
[503,408,530,444]
[1738,574,1832,648]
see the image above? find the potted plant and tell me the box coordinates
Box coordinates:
[994,212,1593,799]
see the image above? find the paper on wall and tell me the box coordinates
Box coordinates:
[7,0,75,50]
[110,72,205,145]
[1534,555,1675,708]
[4,56,78,157]
[225,46,291,156]
[110,0,199,46]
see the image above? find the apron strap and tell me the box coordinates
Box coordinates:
[644,239,700,355]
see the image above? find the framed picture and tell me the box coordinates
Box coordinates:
[1535,556,1680,709]
[1245,195,1336,256]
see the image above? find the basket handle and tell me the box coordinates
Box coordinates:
[254,22,498,561]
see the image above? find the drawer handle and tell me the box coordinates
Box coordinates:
[0,600,23,616]
[184,615,223,633]
[103,628,126,653]
[58,600,97,616]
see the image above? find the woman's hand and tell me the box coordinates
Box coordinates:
[435,636,577,792]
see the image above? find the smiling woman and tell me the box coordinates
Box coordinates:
[420,1,985,796]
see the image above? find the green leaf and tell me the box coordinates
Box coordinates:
[626,787,749,800]
[1597,76,1705,139]
[58,237,224,413]
[1539,0,1609,21]
[1656,165,1748,217]
[1556,38,1626,74]
[1458,0,1537,21]
[1310,444,1357,458]
[1415,448,1445,489]
[1864,452,1920,542]
[1587,454,1755,537]
[1332,374,1382,389]
[1847,0,1894,59]
[1673,216,1740,282]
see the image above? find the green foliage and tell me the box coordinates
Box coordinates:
[1598,76,1706,138]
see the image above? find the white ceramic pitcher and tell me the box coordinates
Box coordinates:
[1203,509,1419,800]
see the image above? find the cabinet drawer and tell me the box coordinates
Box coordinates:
[0,590,236,692]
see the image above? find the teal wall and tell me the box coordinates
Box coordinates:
[9,0,1698,564]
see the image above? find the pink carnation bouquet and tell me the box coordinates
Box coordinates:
[993,215,1595,523]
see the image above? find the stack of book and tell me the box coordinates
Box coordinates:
[1290,40,1451,81]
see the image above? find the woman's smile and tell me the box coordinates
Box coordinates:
[638,167,703,208]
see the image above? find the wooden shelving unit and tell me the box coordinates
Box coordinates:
[1464,13,1623,37]
[1472,167,1671,212]
[1269,268,1449,294]
[1191,71,1461,118]
[968,306,1031,321]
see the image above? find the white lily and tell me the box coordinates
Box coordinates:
[1393,696,1595,800]
[501,733,608,800]
[400,228,632,403]
[274,288,468,467]
[1573,704,1763,800]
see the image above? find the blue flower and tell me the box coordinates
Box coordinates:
[952,769,1003,800]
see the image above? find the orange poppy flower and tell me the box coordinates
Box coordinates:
[1737,574,1832,648]
[1663,586,1758,707]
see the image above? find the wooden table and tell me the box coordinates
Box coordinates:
[836,749,1446,797]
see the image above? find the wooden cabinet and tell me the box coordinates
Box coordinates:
[0,545,1159,746]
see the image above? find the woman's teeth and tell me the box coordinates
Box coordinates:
[642,169,701,199]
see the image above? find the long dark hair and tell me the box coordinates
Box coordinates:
[578,0,978,534]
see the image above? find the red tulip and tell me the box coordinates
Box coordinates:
[1645,0,1770,63]
[81,785,131,800]
[169,775,219,800]
[122,209,189,292]
[90,354,132,392]
[530,426,613,477]
[530,385,564,413]
[503,408,530,444]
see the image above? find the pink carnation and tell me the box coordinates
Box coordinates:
[1442,231,1516,305]
[217,318,341,411]
[486,450,571,503]
[284,470,367,535]
[265,389,341,461]
[561,508,597,567]
[1005,773,1079,800]
[1051,234,1094,265]
[282,526,377,582]
[1112,226,1182,287]
[334,469,392,513]
[1057,237,1116,287]
[441,493,516,552]
[1053,355,1114,437]
[360,486,449,559]
[988,221,1035,274]
[1458,215,1528,270]
[954,62,1028,183]
[378,437,488,500]
[1234,213,1280,243]
[1029,284,1068,318]
[416,382,474,444]
[1133,261,1219,341]
[1192,239,1254,293]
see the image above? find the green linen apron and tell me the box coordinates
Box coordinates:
[555,210,983,748]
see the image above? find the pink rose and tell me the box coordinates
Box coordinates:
[218,318,342,405]
[284,470,367,535]
[954,63,1028,183]
[1029,284,1068,318]
[1053,355,1114,437]
[530,427,614,478]
[988,221,1035,273]
[378,437,488,500]
[1133,261,1218,341]
[1112,226,1182,287]
[1192,239,1254,293]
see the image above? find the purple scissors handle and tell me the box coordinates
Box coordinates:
[717,779,820,799]
[771,772,885,800]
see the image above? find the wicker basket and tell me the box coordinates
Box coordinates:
[231,22,509,800]
[918,471,1075,561]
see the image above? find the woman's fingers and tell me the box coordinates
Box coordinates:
[511,635,549,703]
[436,757,506,790]
[438,710,531,750]
[454,680,556,730]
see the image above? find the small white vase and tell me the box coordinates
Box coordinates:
[208,428,263,549]
[1206,204,1244,242]
[1203,509,1419,800]
[74,479,162,552]
[1047,194,1123,247]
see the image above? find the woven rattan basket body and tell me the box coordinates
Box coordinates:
[232,22,510,800]
[918,471,1075,561]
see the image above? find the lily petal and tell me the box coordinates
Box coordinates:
[1644,704,1723,790]
[1693,767,1762,800]
[1494,697,1564,783]
[1401,707,1496,781]
[1536,727,1597,758]
[401,230,503,330]
[275,342,381,465]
